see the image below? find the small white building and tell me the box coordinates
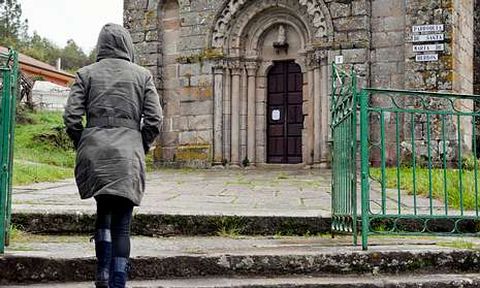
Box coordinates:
[31,81,70,111]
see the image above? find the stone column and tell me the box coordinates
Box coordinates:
[246,61,258,165]
[320,57,329,165]
[230,62,242,166]
[313,64,322,164]
[306,65,315,165]
[223,68,231,163]
[213,63,225,165]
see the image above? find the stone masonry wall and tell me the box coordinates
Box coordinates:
[400,0,474,165]
[370,0,405,89]
[125,0,222,166]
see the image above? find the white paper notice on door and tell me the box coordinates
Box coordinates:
[272,109,281,121]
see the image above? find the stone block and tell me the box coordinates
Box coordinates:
[333,16,368,32]
[342,48,368,63]
[374,47,404,63]
[352,0,368,16]
[145,30,159,42]
[329,2,351,19]
[131,32,145,44]
[372,32,404,48]
[179,25,210,37]
[180,100,213,116]
[181,11,213,26]
[372,0,405,17]
[178,35,208,51]
[125,0,148,10]
[162,131,179,146]
[348,31,369,47]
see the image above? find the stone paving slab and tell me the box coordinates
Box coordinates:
[4,274,480,288]
[12,169,332,217]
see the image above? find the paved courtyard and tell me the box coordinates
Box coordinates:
[12,168,453,217]
[12,169,332,217]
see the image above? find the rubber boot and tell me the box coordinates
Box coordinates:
[110,257,129,288]
[94,229,112,288]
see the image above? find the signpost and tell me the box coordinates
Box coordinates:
[412,24,444,33]
[412,24,444,63]
[416,54,439,62]
[413,44,444,52]
[412,34,444,43]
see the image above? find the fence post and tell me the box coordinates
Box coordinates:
[5,50,18,246]
[359,89,369,250]
[0,68,11,253]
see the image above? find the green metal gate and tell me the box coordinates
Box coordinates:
[331,63,480,250]
[331,63,358,244]
[0,48,19,253]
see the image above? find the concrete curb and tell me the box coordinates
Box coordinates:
[2,249,480,284]
[11,213,331,236]
[4,275,480,287]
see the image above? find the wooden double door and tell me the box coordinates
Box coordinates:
[267,61,303,164]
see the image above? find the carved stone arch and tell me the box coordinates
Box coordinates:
[258,60,274,77]
[243,12,310,57]
[210,0,333,49]
[228,4,313,51]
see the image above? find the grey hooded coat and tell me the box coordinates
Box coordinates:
[63,23,162,206]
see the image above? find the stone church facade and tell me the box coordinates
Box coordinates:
[124,0,477,167]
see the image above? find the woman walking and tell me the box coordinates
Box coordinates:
[64,23,163,288]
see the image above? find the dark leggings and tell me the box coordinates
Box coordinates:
[95,195,134,258]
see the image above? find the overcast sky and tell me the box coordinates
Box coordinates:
[20,0,123,53]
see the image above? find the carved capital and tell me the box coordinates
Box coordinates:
[213,60,226,75]
[229,60,243,76]
[314,49,328,62]
[245,61,258,77]
[307,49,328,69]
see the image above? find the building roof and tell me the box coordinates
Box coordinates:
[0,46,74,79]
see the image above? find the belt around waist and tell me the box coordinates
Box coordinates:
[87,117,140,130]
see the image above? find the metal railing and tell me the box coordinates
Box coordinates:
[331,63,480,250]
[0,48,18,253]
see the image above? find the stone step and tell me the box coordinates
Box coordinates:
[11,212,330,236]
[2,235,480,285]
[4,274,480,288]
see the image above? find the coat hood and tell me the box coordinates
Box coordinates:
[96,23,135,62]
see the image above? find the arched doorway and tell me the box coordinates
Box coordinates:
[267,61,303,164]
[210,0,333,167]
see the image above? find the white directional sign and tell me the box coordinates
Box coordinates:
[412,24,444,33]
[416,54,438,62]
[412,34,444,42]
[413,43,445,52]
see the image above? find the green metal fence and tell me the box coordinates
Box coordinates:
[0,48,18,253]
[331,63,480,250]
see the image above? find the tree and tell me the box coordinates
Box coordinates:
[61,39,89,72]
[21,32,62,65]
[0,0,28,47]
[88,48,97,64]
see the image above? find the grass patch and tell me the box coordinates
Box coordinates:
[437,240,475,250]
[13,111,158,185]
[371,167,480,210]
[13,111,75,185]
